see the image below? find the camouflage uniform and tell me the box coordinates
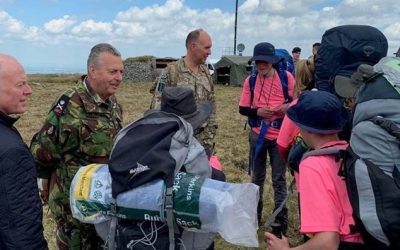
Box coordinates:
[150,58,218,153]
[31,76,123,250]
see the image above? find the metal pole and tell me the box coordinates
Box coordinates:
[234,0,238,55]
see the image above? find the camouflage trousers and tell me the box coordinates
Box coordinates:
[56,218,103,250]
[194,121,217,155]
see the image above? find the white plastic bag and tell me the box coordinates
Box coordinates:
[70,164,259,247]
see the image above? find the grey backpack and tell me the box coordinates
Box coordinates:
[106,111,213,250]
[303,57,400,249]
[342,57,400,249]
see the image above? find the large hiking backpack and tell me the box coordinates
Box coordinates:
[342,57,400,249]
[106,111,213,250]
[301,57,400,249]
[276,49,295,74]
[315,25,388,94]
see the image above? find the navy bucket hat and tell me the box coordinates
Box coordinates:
[250,42,283,64]
[286,91,349,134]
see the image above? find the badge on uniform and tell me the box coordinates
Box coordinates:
[157,74,168,92]
[53,95,70,116]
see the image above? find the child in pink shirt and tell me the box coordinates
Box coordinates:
[239,42,294,231]
[265,91,364,250]
[277,58,315,161]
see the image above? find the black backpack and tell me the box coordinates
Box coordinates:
[315,25,388,94]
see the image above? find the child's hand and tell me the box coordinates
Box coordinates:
[264,232,290,250]
[257,107,274,120]
[272,103,290,117]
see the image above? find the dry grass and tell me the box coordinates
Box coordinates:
[17,75,302,250]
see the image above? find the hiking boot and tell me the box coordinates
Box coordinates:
[274,207,288,235]
[270,222,283,238]
[273,219,288,236]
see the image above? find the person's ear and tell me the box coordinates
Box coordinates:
[190,42,197,50]
[88,64,96,76]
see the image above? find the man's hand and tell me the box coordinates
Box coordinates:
[37,178,49,203]
[265,232,290,250]
[257,107,274,120]
[272,103,290,118]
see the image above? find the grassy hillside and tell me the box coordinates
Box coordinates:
[17,74,302,249]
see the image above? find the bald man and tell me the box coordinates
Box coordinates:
[0,54,48,249]
[150,28,218,155]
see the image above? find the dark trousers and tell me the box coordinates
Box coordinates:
[56,220,103,250]
[249,130,288,226]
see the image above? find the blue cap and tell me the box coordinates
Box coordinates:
[286,91,348,134]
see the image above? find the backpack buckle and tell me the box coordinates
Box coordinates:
[270,119,283,129]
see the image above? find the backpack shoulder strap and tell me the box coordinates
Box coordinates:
[168,62,180,86]
[301,147,343,161]
[371,116,400,141]
[165,186,177,250]
[249,71,258,107]
[249,67,291,105]
[200,63,214,86]
[276,66,291,103]
[106,199,118,250]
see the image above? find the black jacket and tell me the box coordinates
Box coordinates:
[0,112,48,250]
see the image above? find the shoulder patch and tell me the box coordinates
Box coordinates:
[53,94,70,116]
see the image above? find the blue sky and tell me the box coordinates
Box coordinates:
[0,0,399,73]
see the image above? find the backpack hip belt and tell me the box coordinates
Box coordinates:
[270,118,283,129]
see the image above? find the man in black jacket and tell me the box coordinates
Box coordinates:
[0,54,48,249]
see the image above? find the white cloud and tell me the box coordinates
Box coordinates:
[0,10,44,42]
[113,0,199,43]
[116,0,184,21]
[44,15,76,33]
[113,21,146,38]
[0,10,25,33]
[384,22,400,40]
[71,20,113,37]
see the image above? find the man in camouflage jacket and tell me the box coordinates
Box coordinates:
[150,28,218,155]
[31,43,124,250]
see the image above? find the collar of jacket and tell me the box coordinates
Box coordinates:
[0,111,19,127]
[77,76,116,112]
[179,58,207,75]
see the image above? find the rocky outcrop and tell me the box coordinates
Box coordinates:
[123,56,156,82]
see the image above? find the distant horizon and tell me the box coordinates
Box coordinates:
[25,65,86,74]
[22,55,230,74]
